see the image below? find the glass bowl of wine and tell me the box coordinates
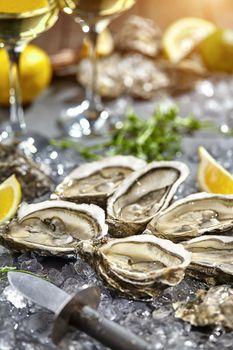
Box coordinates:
[59,0,136,138]
[0,0,59,155]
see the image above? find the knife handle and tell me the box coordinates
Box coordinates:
[71,305,152,350]
[52,287,151,350]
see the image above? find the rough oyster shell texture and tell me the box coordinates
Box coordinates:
[174,285,233,330]
[77,15,207,100]
[0,200,107,257]
[147,193,233,242]
[114,15,161,58]
[77,53,170,100]
[107,161,189,237]
[0,143,52,201]
[182,235,233,284]
[52,156,146,208]
[79,234,191,298]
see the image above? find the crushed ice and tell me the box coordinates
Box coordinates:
[1,76,233,349]
[3,286,27,309]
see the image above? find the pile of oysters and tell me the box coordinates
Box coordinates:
[77,16,207,100]
[1,155,233,300]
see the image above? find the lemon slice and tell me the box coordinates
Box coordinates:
[0,175,22,224]
[197,146,233,194]
[162,17,216,64]
[0,0,48,13]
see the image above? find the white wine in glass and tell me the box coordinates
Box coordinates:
[59,0,136,137]
[61,0,136,28]
[0,0,59,153]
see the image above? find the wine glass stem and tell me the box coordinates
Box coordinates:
[87,29,101,110]
[6,46,26,138]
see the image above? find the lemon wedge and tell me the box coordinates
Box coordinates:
[197,146,233,194]
[81,29,114,58]
[0,0,48,13]
[0,175,22,224]
[162,17,216,64]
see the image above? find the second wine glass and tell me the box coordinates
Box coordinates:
[0,0,59,154]
[59,0,136,138]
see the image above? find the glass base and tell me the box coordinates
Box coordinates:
[0,126,65,177]
[58,100,110,138]
[0,125,50,158]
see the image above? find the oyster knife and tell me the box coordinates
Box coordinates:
[8,272,151,350]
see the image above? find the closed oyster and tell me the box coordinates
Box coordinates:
[107,161,189,237]
[52,156,146,208]
[0,200,108,257]
[79,234,191,298]
[0,143,52,201]
[114,15,161,58]
[183,235,233,284]
[147,193,233,242]
[174,285,233,330]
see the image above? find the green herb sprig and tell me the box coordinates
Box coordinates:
[0,266,17,280]
[0,266,48,281]
[51,106,215,162]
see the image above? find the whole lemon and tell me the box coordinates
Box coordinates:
[200,29,233,72]
[0,44,52,106]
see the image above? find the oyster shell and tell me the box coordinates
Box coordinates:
[0,143,52,201]
[79,234,191,298]
[52,156,146,208]
[114,15,161,58]
[77,53,170,100]
[0,200,108,257]
[183,235,233,284]
[147,193,233,242]
[174,285,233,330]
[107,161,189,237]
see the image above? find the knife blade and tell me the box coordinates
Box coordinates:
[8,272,152,350]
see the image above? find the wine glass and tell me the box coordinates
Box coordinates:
[0,0,59,155]
[59,0,136,138]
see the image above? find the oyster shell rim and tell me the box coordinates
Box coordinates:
[107,160,189,224]
[99,234,192,283]
[1,200,108,257]
[147,192,233,241]
[52,155,147,202]
[87,233,192,298]
[182,234,233,284]
[106,160,189,237]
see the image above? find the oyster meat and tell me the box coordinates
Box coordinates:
[79,234,191,298]
[53,156,146,208]
[107,161,189,237]
[174,285,233,330]
[147,193,233,242]
[0,200,108,257]
[183,235,233,284]
[0,143,52,200]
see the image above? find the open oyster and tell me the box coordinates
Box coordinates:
[147,193,233,242]
[79,234,191,298]
[0,200,108,257]
[183,235,233,284]
[174,285,233,330]
[107,161,189,237]
[53,156,146,208]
